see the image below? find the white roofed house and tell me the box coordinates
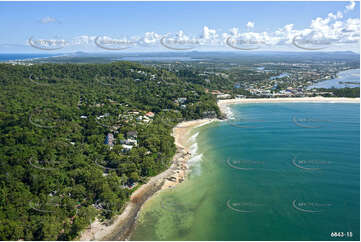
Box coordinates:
[119,138,138,147]
[216,94,232,99]
[121,144,133,152]
[176,97,187,104]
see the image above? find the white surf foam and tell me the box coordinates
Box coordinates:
[188,132,199,143]
[224,106,235,120]
[188,153,203,165]
[189,143,198,155]
[188,153,203,176]
[195,120,214,128]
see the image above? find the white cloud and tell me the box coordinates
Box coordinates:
[246,21,255,29]
[345,0,356,12]
[201,26,218,43]
[40,16,58,24]
[140,32,161,45]
[44,4,358,52]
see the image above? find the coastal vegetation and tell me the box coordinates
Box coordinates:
[318,87,360,97]
[0,61,219,240]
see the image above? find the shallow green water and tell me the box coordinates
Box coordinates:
[131,103,360,241]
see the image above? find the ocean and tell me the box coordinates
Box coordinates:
[130,102,360,241]
[0,53,59,62]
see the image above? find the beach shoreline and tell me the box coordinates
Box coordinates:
[78,97,359,241]
[218,97,360,117]
[77,118,216,241]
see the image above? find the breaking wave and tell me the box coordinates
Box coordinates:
[188,132,199,144]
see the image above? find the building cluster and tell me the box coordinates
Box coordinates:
[98,110,155,152]
[105,130,138,152]
[174,97,187,109]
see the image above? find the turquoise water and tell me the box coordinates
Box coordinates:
[131,103,360,241]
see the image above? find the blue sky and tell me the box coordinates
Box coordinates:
[0,1,359,53]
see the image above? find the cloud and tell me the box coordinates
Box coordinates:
[199,26,219,46]
[142,32,161,44]
[72,35,96,45]
[246,21,255,29]
[31,3,358,52]
[40,16,59,24]
[345,0,356,12]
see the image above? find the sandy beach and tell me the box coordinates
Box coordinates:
[218,97,360,117]
[77,118,216,241]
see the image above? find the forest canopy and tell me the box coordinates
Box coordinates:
[0,61,220,240]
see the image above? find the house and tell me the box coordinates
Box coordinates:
[122,144,133,152]
[216,94,232,99]
[235,95,246,99]
[145,112,155,118]
[143,117,151,123]
[97,113,109,119]
[210,90,223,95]
[127,131,138,139]
[105,133,114,148]
[176,97,187,104]
[120,138,138,147]
[128,111,139,115]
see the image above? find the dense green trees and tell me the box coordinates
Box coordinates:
[0,61,220,240]
[319,87,360,97]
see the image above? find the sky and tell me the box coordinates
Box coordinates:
[0,1,359,53]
